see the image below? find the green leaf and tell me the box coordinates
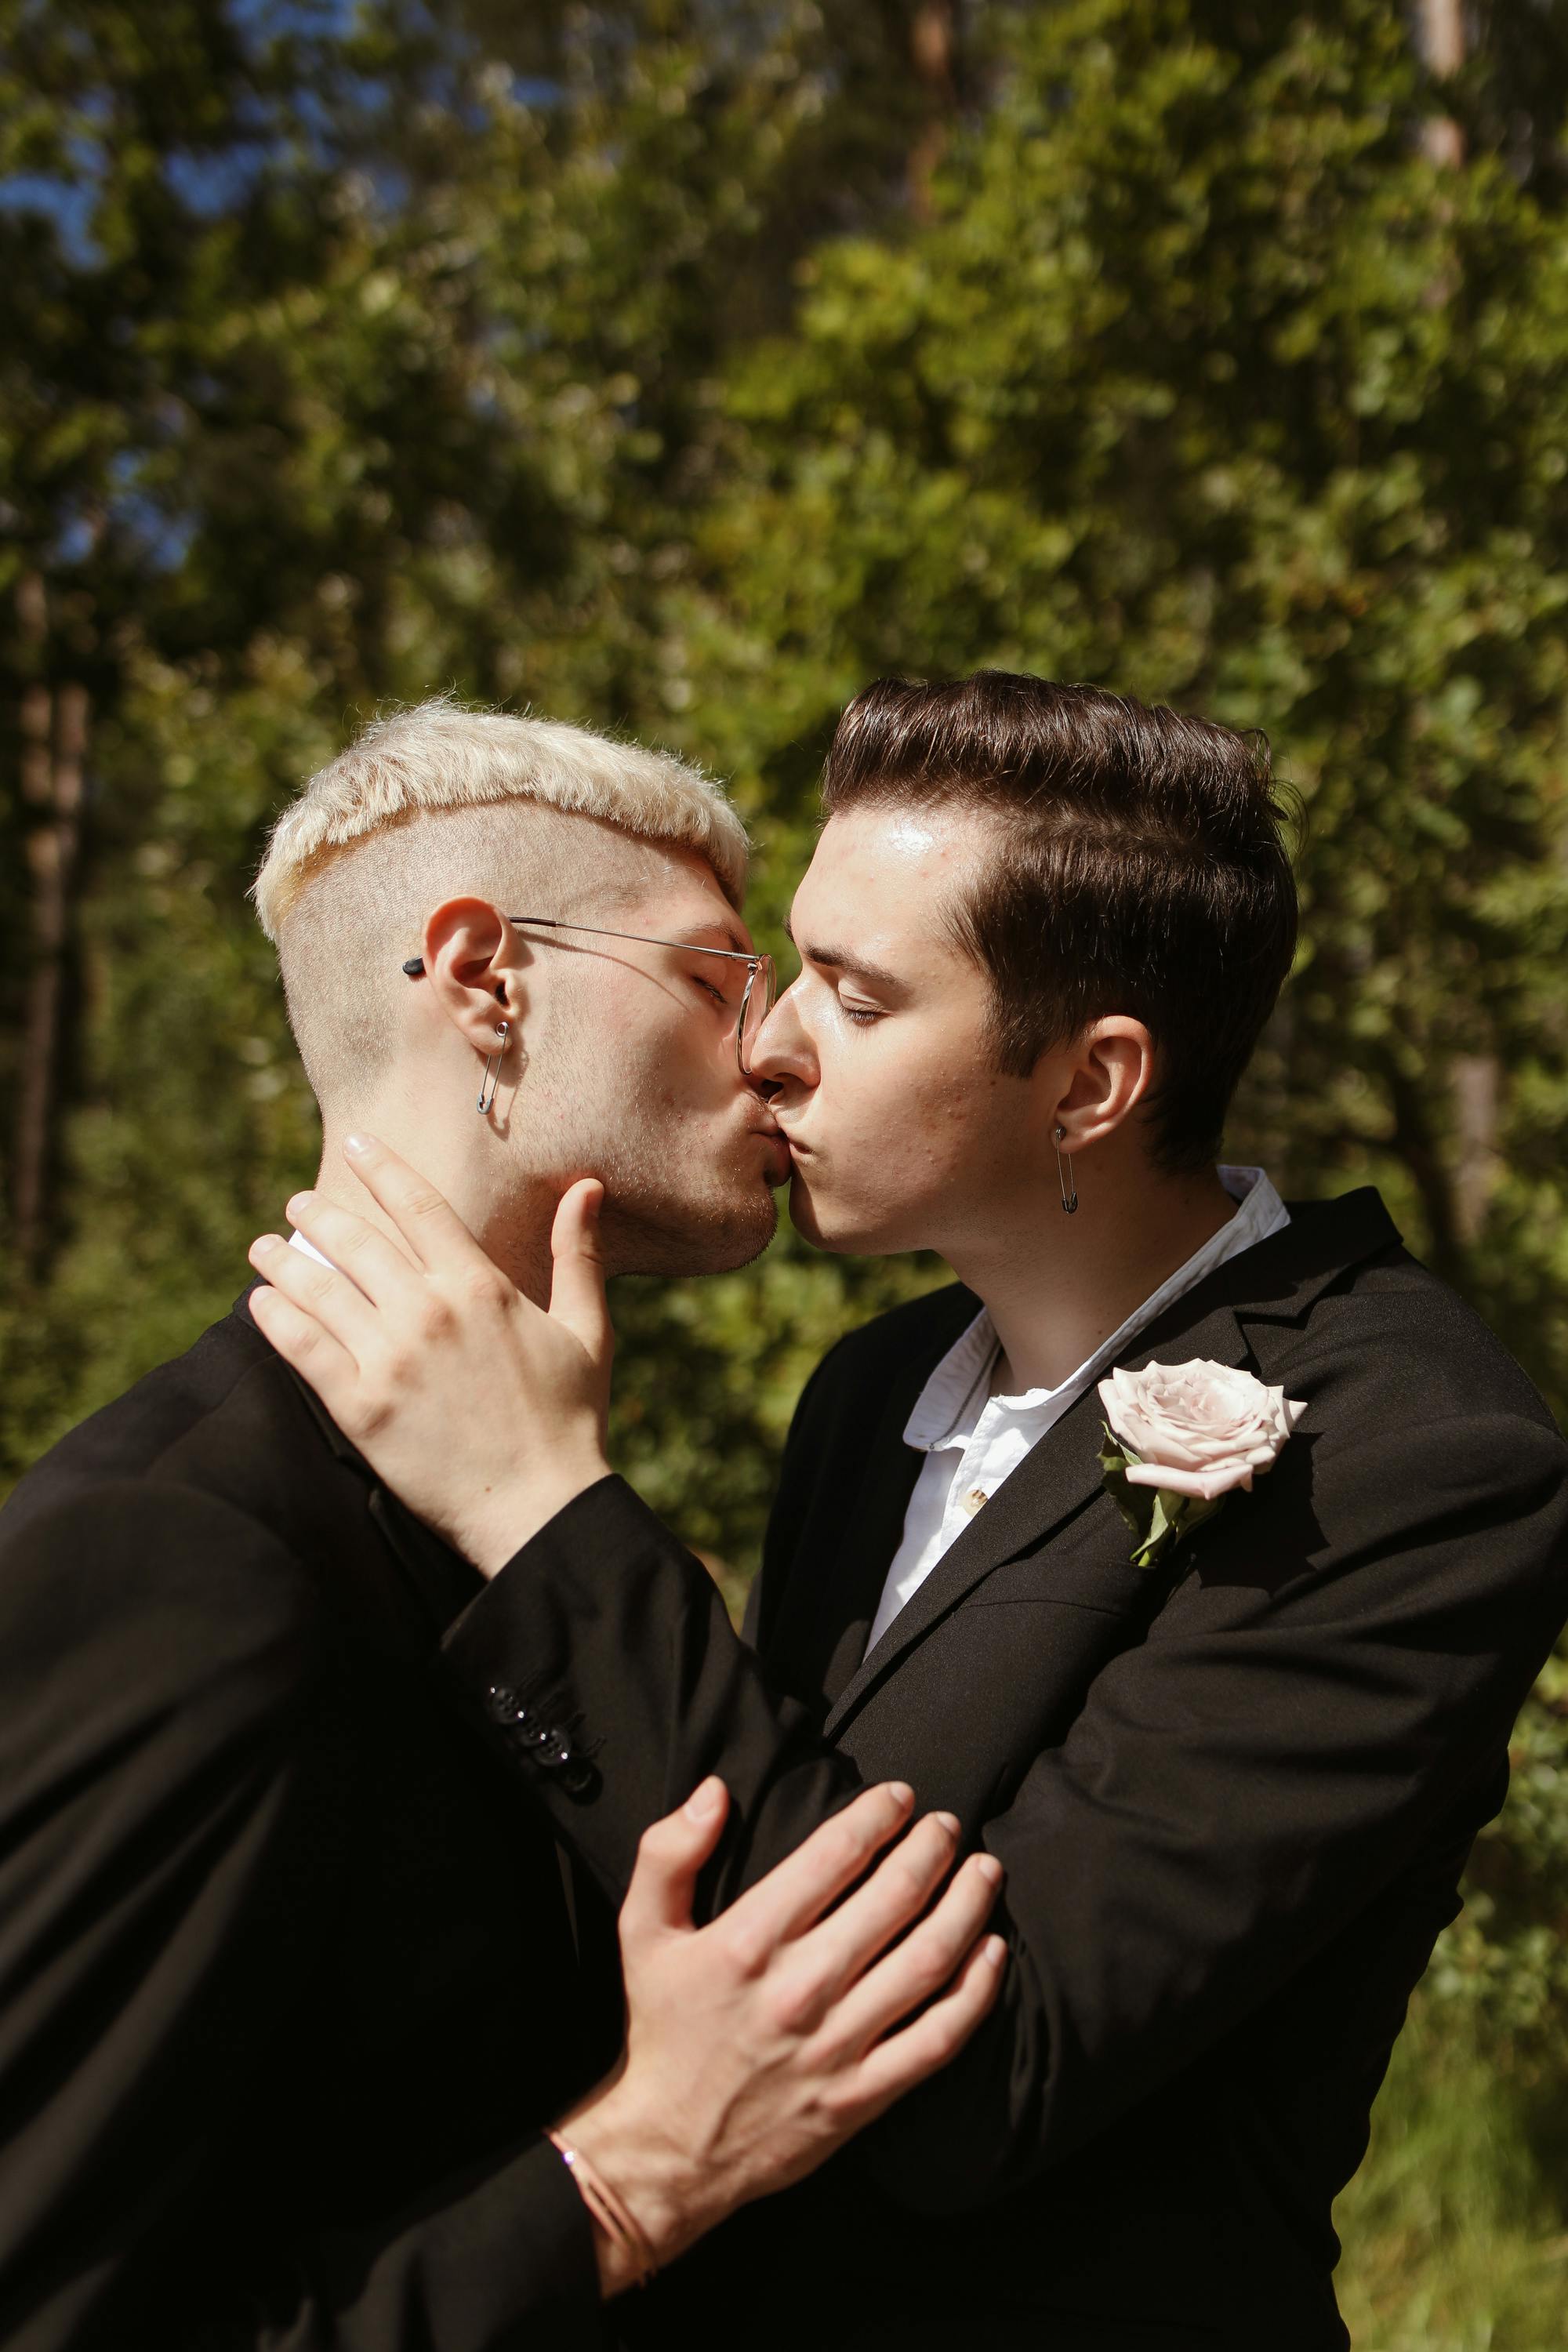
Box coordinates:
[1098,1424,1152,1544]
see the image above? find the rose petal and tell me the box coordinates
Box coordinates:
[1102,1357,1303,1489]
[1123,1459,1255,1501]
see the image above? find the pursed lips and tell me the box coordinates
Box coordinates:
[741,1109,793,1175]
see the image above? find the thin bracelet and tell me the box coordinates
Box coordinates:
[546,2129,658,2288]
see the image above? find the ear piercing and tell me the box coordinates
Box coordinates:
[1054,1123,1078,1215]
[477,1021,509,1116]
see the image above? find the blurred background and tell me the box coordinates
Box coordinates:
[3,0,1568,2339]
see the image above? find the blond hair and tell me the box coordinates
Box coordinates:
[252,696,746,939]
[252,698,749,1106]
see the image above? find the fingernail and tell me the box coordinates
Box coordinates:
[985,1936,1007,1969]
[934,1810,960,1838]
[976,1855,1004,1887]
[285,1192,313,1218]
[249,1235,282,1256]
[684,1776,724,1821]
[887,1781,913,1809]
[344,1134,372,1156]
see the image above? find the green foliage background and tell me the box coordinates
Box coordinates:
[4,3,1568,2339]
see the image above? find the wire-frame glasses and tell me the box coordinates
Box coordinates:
[401,916,776,1076]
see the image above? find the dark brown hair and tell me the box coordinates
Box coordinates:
[820,670,1298,1172]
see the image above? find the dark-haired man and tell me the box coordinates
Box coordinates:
[258,673,1568,2351]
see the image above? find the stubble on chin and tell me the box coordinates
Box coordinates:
[541,1060,781,1276]
[597,1182,779,1279]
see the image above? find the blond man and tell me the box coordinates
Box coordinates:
[0,703,1003,2352]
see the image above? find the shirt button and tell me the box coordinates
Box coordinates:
[964,1487,989,1516]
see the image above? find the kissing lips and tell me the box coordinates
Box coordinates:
[757,1131,793,1187]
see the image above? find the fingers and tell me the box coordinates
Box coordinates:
[338,1134,492,1271]
[722,1784,915,1957]
[245,1232,385,1359]
[786,1809,963,2015]
[619,1778,731,1945]
[821,1849,1005,2060]
[848,1932,1007,2115]
[278,1192,424,1301]
[248,1277,361,1406]
[548,1180,613,1367]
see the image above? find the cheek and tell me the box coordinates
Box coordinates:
[822,1036,996,1170]
[569,979,727,1099]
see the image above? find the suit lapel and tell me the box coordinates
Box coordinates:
[787,1292,977,1709]
[815,1389,927,1708]
[823,1294,1252,1738]
[820,1186,1401,1740]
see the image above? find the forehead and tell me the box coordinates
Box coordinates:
[598,830,753,949]
[792,803,990,965]
[517,811,750,948]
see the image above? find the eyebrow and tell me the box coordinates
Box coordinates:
[782,916,902,993]
[673,921,750,956]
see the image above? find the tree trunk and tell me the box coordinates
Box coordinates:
[1414,3,1501,1247]
[1420,0,1476,165]
[1383,1053,1464,1283]
[1421,2,1465,169]
[12,575,88,1272]
[1451,1051,1501,1246]
[909,0,958,223]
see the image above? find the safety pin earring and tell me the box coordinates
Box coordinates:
[477,1020,509,1116]
[1054,1123,1078,1214]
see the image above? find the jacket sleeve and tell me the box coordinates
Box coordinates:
[0,1480,599,2352]
[440,1409,1568,2215]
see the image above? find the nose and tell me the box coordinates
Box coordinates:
[746,977,817,1091]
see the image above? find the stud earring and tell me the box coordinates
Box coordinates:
[477,1020,509,1116]
[1054,1122,1078,1215]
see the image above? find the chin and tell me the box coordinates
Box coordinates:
[786,1171,890,1257]
[601,1184,778,1279]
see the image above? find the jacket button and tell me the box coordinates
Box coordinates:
[490,1686,543,1730]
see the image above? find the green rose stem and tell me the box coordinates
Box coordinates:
[1098,1425,1229,1571]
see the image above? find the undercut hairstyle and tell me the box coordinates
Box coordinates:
[252,698,748,1108]
[821,671,1298,1172]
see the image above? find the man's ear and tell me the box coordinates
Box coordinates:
[421,897,528,1054]
[1051,1016,1155,1151]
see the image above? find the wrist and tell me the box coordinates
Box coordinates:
[545,2129,656,2299]
[460,1451,612,1578]
[554,2075,713,2279]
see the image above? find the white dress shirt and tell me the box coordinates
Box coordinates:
[862,1166,1291,1656]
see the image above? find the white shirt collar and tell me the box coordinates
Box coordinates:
[905,1165,1290,1454]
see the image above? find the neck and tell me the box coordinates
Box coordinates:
[315,1103,557,1307]
[946,1148,1239,1394]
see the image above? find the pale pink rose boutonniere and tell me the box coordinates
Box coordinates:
[1097,1359,1306,1571]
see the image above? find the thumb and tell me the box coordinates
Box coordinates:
[619,1777,730,1947]
[548,1178,612,1369]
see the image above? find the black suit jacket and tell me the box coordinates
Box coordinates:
[442,1191,1568,2350]
[0,1295,620,2351]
